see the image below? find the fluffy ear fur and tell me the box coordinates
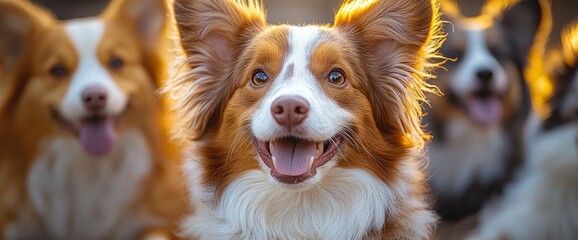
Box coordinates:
[0,0,49,70]
[439,0,461,19]
[104,0,167,48]
[334,0,444,145]
[499,0,546,67]
[0,0,50,117]
[169,0,266,140]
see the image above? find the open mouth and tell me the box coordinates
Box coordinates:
[465,89,503,126]
[51,109,124,156]
[254,135,343,184]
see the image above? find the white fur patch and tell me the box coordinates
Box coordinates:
[470,122,578,240]
[182,162,434,239]
[428,116,508,197]
[6,130,156,240]
[61,20,127,122]
[251,26,352,142]
[451,29,508,96]
[250,26,352,188]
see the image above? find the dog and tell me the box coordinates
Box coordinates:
[469,21,578,240]
[167,0,445,238]
[424,0,547,222]
[0,0,185,239]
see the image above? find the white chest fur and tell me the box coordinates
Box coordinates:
[24,129,152,240]
[428,116,509,197]
[182,160,433,240]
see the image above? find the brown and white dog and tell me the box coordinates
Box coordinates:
[424,0,547,221]
[168,0,445,238]
[470,21,578,240]
[0,0,185,239]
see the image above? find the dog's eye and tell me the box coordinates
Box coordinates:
[326,70,346,86]
[49,64,68,78]
[251,71,269,87]
[109,56,124,70]
[489,48,506,62]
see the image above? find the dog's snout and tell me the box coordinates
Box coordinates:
[476,69,494,84]
[271,96,310,128]
[82,85,107,112]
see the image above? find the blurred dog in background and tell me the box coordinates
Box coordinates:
[425,0,548,230]
[0,0,185,239]
[470,21,578,240]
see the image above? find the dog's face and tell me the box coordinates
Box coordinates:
[236,26,368,186]
[0,0,166,156]
[543,24,578,130]
[429,0,543,127]
[171,0,442,191]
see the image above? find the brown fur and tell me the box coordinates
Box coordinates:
[0,0,186,238]
[169,0,445,238]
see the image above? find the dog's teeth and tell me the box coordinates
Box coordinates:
[272,156,277,168]
[317,142,323,156]
[309,156,315,169]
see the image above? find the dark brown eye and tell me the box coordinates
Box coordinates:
[50,64,68,78]
[251,71,269,87]
[326,70,346,86]
[109,56,124,70]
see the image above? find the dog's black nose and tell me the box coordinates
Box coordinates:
[476,69,494,84]
[82,85,107,112]
[271,96,309,128]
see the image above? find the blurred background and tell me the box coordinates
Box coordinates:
[32,0,577,44]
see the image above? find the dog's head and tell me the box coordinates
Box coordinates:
[0,0,167,156]
[428,0,545,128]
[542,22,578,130]
[170,0,443,190]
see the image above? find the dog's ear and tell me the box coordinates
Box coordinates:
[439,0,461,19]
[0,0,47,70]
[0,0,49,116]
[499,0,548,67]
[104,0,167,48]
[334,0,443,145]
[103,0,168,85]
[170,0,266,140]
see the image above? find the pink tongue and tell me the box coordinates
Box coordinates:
[270,138,317,176]
[79,119,116,156]
[467,97,503,125]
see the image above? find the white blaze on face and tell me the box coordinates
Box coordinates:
[449,28,509,126]
[251,26,352,141]
[60,19,127,122]
[451,28,508,96]
[58,20,128,156]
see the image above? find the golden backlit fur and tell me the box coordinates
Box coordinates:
[168,0,445,238]
[0,0,186,239]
